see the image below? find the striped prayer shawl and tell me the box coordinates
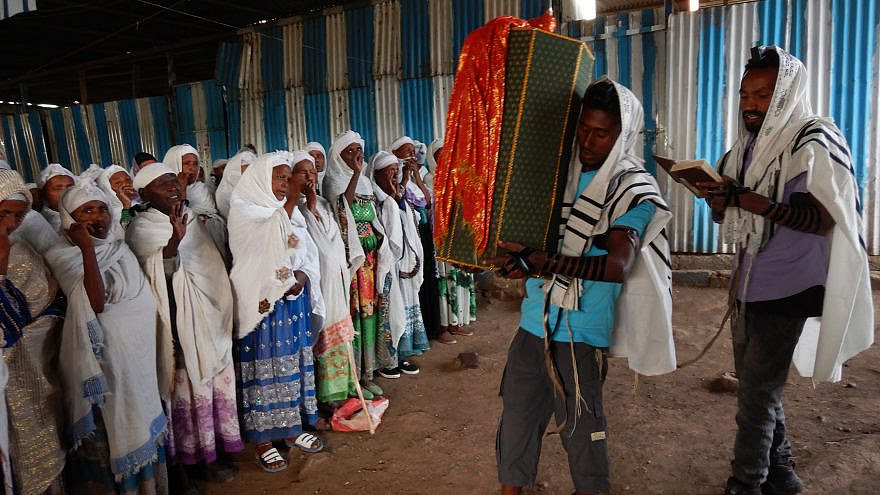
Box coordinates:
[548,161,672,311]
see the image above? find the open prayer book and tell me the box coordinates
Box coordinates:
[653,155,722,198]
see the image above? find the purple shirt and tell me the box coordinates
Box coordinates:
[734,135,828,302]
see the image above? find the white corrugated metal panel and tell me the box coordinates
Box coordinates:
[136,97,157,160]
[429,0,454,75]
[191,82,213,165]
[483,0,519,22]
[240,32,265,154]
[326,9,348,92]
[604,19,619,81]
[723,3,757,151]
[44,111,59,168]
[628,12,645,161]
[373,0,401,77]
[328,89,351,139]
[84,106,100,165]
[866,19,880,253]
[1,0,36,20]
[283,21,304,88]
[431,73,453,139]
[662,11,700,252]
[104,100,125,165]
[286,86,308,149]
[4,116,21,171]
[804,0,832,117]
[61,107,83,173]
[18,114,39,178]
[374,75,402,150]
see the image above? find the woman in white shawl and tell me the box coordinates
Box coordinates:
[296,150,364,404]
[322,131,395,398]
[0,169,66,495]
[162,145,229,263]
[43,181,168,494]
[37,162,76,231]
[126,164,243,479]
[214,150,256,220]
[369,151,428,378]
[96,165,138,238]
[228,152,323,473]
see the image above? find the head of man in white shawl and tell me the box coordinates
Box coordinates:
[211,158,227,185]
[133,164,183,216]
[390,136,416,165]
[98,166,137,209]
[37,163,75,212]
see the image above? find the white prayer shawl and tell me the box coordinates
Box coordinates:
[215,151,256,219]
[289,206,326,331]
[716,46,873,383]
[368,152,408,346]
[127,205,234,387]
[97,165,131,239]
[228,152,317,337]
[324,133,396,293]
[162,144,229,260]
[300,196,365,331]
[44,185,165,479]
[547,77,675,376]
[40,205,61,232]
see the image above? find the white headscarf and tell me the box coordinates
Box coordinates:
[424,138,443,190]
[96,165,132,239]
[306,142,326,190]
[0,160,10,170]
[389,136,414,153]
[391,136,427,202]
[132,163,176,192]
[58,182,111,232]
[78,163,103,185]
[368,151,399,203]
[37,163,75,189]
[322,131,371,200]
[215,150,256,219]
[228,152,302,337]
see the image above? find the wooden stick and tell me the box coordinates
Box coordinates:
[345,341,375,434]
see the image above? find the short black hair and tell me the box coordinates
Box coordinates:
[133,152,157,166]
[745,46,780,71]
[582,81,620,121]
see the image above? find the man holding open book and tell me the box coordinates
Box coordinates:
[695,46,873,495]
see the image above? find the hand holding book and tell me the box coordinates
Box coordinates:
[653,155,722,198]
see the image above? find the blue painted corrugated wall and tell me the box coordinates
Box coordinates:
[346,5,377,155]
[262,26,288,152]
[117,99,142,164]
[303,16,331,147]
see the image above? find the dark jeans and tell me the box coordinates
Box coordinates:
[730,304,806,487]
[496,329,610,494]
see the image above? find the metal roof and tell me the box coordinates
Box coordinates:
[0,0,361,106]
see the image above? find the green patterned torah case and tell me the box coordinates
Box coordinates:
[437,27,594,270]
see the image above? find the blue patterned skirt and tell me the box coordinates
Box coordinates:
[235,292,318,444]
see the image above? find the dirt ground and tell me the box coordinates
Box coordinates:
[209,287,880,495]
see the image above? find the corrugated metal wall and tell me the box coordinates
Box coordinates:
[4,0,879,254]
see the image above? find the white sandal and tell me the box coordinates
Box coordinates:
[255,446,288,473]
[286,432,324,453]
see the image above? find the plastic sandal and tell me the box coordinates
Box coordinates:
[285,432,324,453]
[255,446,288,473]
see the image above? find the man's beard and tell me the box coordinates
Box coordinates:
[742,111,765,133]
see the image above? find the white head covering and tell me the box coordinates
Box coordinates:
[215,150,256,218]
[79,163,103,184]
[290,150,315,168]
[414,141,427,166]
[96,165,132,238]
[0,169,31,208]
[423,138,443,190]
[132,163,176,192]
[162,144,200,174]
[322,130,371,200]
[389,136,414,153]
[0,160,10,170]
[228,152,299,337]
[37,163,76,188]
[58,181,111,234]
[212,158,228,170]
[368,151,399,203]
[306,142,327,190]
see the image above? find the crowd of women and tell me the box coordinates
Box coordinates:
[0,129,478,495]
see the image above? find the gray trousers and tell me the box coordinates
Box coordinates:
[730,304,806,487]
[496,329,610,494]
